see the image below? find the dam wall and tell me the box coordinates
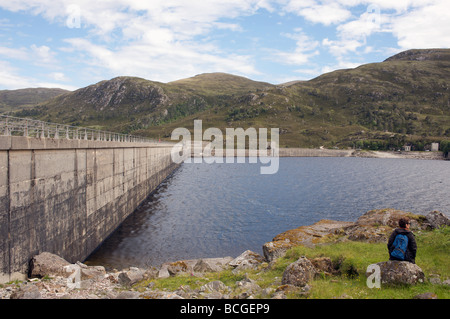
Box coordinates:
[0,136,178,283]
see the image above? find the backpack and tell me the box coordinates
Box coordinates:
[390,234,409,260]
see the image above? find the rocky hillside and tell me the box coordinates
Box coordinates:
[11,49,450,149]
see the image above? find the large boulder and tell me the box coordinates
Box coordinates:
[158,257,233,278]
[10,284,42,299]
[355,208,419,229]
[366,261,425,285]
[424,211,450,229]
[281,257,317,287]
[263,220,353,261]
[29,252,71,278]
[228,250,265,271]
[343,208,426,243]
[118,267,145,287]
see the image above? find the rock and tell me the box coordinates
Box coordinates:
[159,257,233,277]
[75,262,106,280]
[262,240,292,262]
[345,224,392,243]
[428,274,442,285]
[261,287,275,298]
[166,261,191,276]
[263,220,354,261]
[272,284,310,299]
[201,280,229,293]
[29,252,71,278]
[281,257,317,287]
[425,211,450,229]
[310,257,336,275]
[199,280,231,299]
[414,292,438,299]
[229,250,265,271]
[10,284,41,299]
[193,257,233,273]
[366,261,425,285]
[115,291,142,299]
[235,276,262,299]
[355,208,418,228]
[118,267,145,287]
[193,259,215,272]
[342,208,427,243]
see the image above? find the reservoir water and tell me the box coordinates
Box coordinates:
[85,157,450,270]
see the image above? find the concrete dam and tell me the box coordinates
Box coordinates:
[0,116,179,283]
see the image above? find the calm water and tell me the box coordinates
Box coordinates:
[85,157,450,270]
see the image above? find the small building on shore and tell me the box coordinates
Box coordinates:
[431,143,439,152]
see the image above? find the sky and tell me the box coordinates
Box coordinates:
[0,0,449,91]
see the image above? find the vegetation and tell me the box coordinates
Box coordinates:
[0,88,68,113]
[135,226,450,299]
[3,49,450,150]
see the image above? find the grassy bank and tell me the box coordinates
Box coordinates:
[136,226,449,299]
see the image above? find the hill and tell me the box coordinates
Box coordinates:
[11,49,450,150]
[0,88,69,113]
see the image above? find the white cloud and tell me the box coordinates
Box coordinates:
[283,0,352,25]
[64,37,260,83]
[30,44,56,64]
[390,0,450,49]
[1,0,450,88]
[0,60,34,89]
[274,29,319,65]
[0,46,29,60]
[1,0,270,83]
[49,72,68,82]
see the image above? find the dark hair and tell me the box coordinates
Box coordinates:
[399,217,410,228]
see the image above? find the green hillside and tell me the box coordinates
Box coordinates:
[11,49,450,150]
[0,88,69,113]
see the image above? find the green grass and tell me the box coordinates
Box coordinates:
[271,226,450,298]
[134,227,449,299]
[134,269,247,293]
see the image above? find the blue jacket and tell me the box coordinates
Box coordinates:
[387,228,417,263]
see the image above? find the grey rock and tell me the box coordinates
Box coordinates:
[262,240,291,262]
[118,267,145,287]
[366,261,425,285]
[10,284,42,299]
[414,292,438,299]
[229,250,265,270]
[200,280,230,294]
[115,291,142,299]
[235,276,262,299]
[29,252,71,278]
[425,211,450,229]
[281,257,317,287]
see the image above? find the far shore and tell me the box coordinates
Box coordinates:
[190,147,447,160]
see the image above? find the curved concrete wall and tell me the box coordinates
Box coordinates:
[0,136,178,283]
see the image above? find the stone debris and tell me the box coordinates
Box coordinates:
[1,209,448,299]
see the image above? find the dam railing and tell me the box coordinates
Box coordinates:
[0,115,156,143]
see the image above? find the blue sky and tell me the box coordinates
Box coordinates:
[0,0,449,90]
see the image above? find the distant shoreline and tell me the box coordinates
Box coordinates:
[191,147,447,160]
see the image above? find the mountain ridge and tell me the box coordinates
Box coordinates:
[9,48,450,150]
[0,88,69,113]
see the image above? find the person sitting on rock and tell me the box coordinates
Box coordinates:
[387,217,417,264]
